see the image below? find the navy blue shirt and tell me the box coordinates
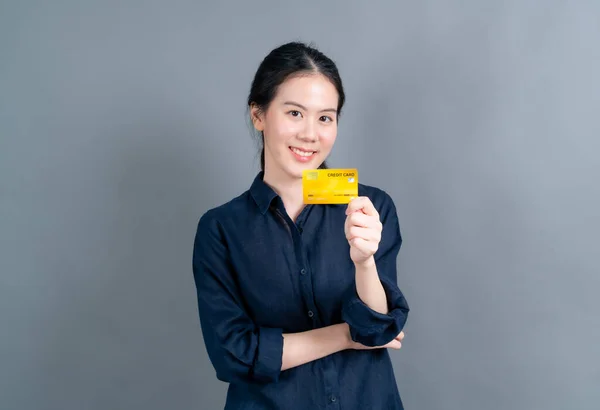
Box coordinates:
[192,172,410,409]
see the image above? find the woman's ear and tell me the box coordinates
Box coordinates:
[250,103,265,132]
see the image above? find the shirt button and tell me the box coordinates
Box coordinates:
[308,310,314,318]
[298,227,303,233]
[330,396,336,402]
[300,268,306,275]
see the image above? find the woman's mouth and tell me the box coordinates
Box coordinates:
[290,147,317,162]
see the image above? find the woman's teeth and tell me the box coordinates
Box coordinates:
[291,147,315,157]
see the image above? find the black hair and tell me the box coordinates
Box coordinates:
[247,41,346,171]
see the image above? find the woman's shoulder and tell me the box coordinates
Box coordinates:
[195,190,254,234]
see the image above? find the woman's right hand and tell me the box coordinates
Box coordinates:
[348,330,405,350]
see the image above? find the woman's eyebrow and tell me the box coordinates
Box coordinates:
[283,101,337,113]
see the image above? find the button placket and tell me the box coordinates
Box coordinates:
[292,205,321,328]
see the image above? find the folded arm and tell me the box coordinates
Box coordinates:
[193,212,358,384]
[342,191,410,347]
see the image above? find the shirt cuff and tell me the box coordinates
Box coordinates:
[341,276,410,347]
[252,327,284,382]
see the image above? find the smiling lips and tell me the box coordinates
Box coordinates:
[290,146,317,162]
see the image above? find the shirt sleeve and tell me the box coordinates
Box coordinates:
[192,211,284,384]
[341,190,410,347]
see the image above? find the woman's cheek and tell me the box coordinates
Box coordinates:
[321,129,337,148]
[279,121,303,139]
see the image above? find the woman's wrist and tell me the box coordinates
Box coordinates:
[338,322,354,349]
[354,255,376,271]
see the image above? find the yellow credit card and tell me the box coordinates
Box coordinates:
[302,168,358,204]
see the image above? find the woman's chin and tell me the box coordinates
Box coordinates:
[289,161,321,176]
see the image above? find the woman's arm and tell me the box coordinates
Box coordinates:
[345,197,390,314]
[341,192,410,347]
[281,324,350,371]
[353,256,388,314]
[282,323,402,371]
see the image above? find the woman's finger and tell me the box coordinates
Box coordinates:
[385,339,401,350]
[347,211,371,228]
[346,197,379,218]
[346,226,380,242]
[350,237,379,255]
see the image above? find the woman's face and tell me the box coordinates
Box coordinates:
[252,73,339,180]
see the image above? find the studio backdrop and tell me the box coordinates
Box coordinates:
[1,1,599,409]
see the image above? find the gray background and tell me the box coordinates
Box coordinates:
[1,1,599,409]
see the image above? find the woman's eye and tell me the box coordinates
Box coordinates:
[289,110,302,117]
[320,116,333,123]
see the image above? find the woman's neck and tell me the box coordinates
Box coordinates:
[263,169,305,222]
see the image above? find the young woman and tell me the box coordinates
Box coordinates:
[192,42,410,409]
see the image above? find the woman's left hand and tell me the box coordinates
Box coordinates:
[344,196,382,266]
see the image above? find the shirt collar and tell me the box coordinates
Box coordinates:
[250,171,279,214]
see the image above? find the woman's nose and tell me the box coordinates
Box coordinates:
[299,120,317,142]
